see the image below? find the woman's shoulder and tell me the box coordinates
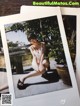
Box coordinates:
[29,45,34,51]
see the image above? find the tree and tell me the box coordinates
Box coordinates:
[5,16,67,67]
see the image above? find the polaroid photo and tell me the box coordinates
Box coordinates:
[0,7,80,106]
[61,7,80,93]
[0,31,9,99]
[20,6,80,93]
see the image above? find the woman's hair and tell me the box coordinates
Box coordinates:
[28,34,37,41]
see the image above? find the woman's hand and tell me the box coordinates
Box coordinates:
[36,59,40,66]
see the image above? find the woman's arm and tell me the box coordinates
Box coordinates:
[28,46,34,56]
[29,46,39,65]
[40,43,45,62]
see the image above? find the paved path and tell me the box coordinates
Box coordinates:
[12,74,71,98]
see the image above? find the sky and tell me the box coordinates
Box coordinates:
[5,30,30,46]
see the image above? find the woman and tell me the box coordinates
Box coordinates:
[17,36,49,90]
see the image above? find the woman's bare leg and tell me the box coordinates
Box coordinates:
[20,70,45,83]
[0,84,8,92]
[42,60,50,71]
[19,61,48,83]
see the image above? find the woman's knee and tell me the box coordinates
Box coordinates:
[43,60,49,67]
[38,70,45,74]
